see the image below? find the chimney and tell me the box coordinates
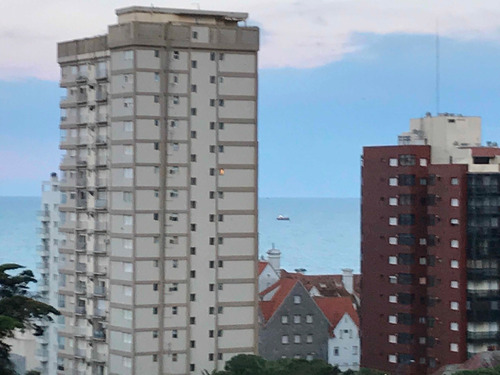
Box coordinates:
[342,268,354,294]
[266,244,281,276]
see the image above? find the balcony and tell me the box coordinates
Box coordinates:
[75,306,87,315]
[95,222,107,231]
[96,69,107,80]
[37,210,50,222]
[95,199,107,209]
[96,91,107,102]
[75,284,86,294]
[96,114,107,124]
[37,227,50,239]
[468,289,500,299]
[36,348,49,362]
[60,176,76,188]
[467,331,500,341]
[92,330,106,341]
[96,177,107,187]
[76,241,86,252]
[60,155,77,168]
[93,285,106,297]
[76,92,87,104]
[76,263,87,273]
[94,244,108,255]
[93,308,106,318]
[91,351,106,363]
[93,266,107,275]
[76,176,86,187]
[75,348,86,358]
[75,220,87,230]
[38,283,49,293]
[74,325,87,337]
[37,244,49,257]
[58,261,73,273]
[96,135,107,145]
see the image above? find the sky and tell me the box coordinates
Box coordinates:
[2,1,500,197]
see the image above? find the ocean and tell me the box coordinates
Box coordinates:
[0,197,360,276]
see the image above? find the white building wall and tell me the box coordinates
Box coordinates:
[328,313,360,372]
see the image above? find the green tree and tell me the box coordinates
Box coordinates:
[454,367,500,374]
[0,264,59,374]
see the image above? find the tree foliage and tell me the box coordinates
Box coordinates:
[0,264,59,374]
[454,367,500,374]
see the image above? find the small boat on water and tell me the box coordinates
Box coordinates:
[276,215,290,221]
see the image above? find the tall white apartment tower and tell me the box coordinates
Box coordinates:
[57,6,259,375]
[36,173,64,375]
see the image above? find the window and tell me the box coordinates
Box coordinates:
[451,198,459,207]
[173,51,179,59]
[281,315,288,324]
[191,154,197,162]
[218,237,223,244]
[210,76,216,83]
[389,256,397,265]
[190,364,195,372]
[191,177,197,185]
[398,174,415,186]
[124,50,133,60]
[399,154,416,166]
[219,122,224,129]
[293,315,301,324]
[210,52,216,61]
[123,357,132,368]
[450,343,459,352]
[191,108,197,115]
[306,334,313,343]
[123,333,132,344]
[398,214,415,226]
[450,322,459,331]
[451,302,459,310]
[281,335,289,344]
[124,286,132,296]
[172,329,178,338]
[191,224,196,231]
[192,31,198,39]
[334,347,339,356]
[451,260,459,268]
[219,53,225,61]
[190,200,196,208]
[389,295,397,303]
[353,346,358,355]
[389,237,397,245]
[451,177,459,185]
[388,335,397,343]
[123,309,132,320]
[190,293,196,301]
[451,280,459,288]
[123,262,132,272]
[420,158,428,166]
[153,213,159,221]
[398,273,414,285]
[398,234,415,246]
[398,194,415,205]
[123,192,132,203]
[294,295,301,304]
[191,84,197,92]
[190,317,196,324]
[210,145,215,153]
[124,168,133,179]
[172,306,178,314]
[389,197,398,206]
[191,60,197,68]
[123,215,133,226]
[389,177,398,186]
[294,335,301,344]
[218,145,224,152]
[210,99,215,107]
[397,313,413,325]
[451,240,459,248]
[153,283,158,291]
[451,218,459,225]
[124,121,133,132]
[306,314,313,323]
[389,217,397,226]
[398,253,414,265]
[154,49,159,58]
[219,99,224,106]
[153,307,158,315]
[124,97,133,108]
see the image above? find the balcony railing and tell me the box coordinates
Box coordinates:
[95,199,107,209]
[76,263,87,273]
[93,266,107,275]
[94,245,108,254]
[93,330,106,340]
[93,308,106,318]
[94,285,106,296]
[74,326,86,336]
[467,331,500,340]
[468,289,500,298]
[92,351,106,362]
[76,241,86,251]
[95,222,107,231]
[36,348,49,361]
[75,306,86,315]
[74,348,86,358]
[75,284,86,294]
[37,210,50,221]
[37,244,49,256]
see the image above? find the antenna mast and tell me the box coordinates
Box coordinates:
[436,19,440,115]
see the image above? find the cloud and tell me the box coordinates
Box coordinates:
[2,0,500,80]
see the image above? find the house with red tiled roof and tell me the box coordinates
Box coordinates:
[258,278,330,361]
[314,297,360,372]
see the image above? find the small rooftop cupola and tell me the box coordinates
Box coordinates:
[342,268,354,294]
[266,244,281,275]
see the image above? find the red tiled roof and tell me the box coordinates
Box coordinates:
[259,278,299,322]
[258,261,269,275]
[470,147,500,158]
[279,270,361,299]
[314,296,359,331]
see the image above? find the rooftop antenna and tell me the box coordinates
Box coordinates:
[435,19,440,115]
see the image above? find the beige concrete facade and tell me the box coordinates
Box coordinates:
[57,6,259,375]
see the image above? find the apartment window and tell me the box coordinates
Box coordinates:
[389,158,398,166]
[190,340,195,348]
[334,347,340,356]
[388,315,397,324]
[389,217,397,226]
[399,194,415,205]
[219,122,224,129]
[191,84,197,93]
[293,315,301,324]
[398,253,414,265]
[190,364,195,372]
[398,273,414,285]
[451,301,459,310]
[209,307,214,314]
[389,256,397,265]
[191,60,197,68]
[450,322,459,331]
[420,158,428,166]
[451,177,459,185]
[191,177,197,185]
[219,53,225,61]
[170,283,178,292]
[398,174,415,186]
[123,357,132,368]
[451,240,459,248]
[209,284,214,291]
[190,247,196,255]
[124,50,133,60]
[389,177,397,186]
[191,154,197,162]
[389,295,397,303]
[209,237,215,245]
[154,166,160,174]
[191,108,197,115]
[154,95,160,103]
[451,198,459,207]
[294,295,301,304]
[218,145,224,152]
[153,142,159,151]
[209,330,214,338]
[210,76,216,83]
[281,315,288,324]
[218,306,223,314]
[450,343,459,352]
[451,280,459,288]
[451,218,460,225]
[190,317,196,325]
[123,310,132,320]
[191,224,196,231]
[123,192,132,203]
[190,200,196,208]
[210,52,216,61]
[218,191,224,198]
[153,283,158,291]
[169,190,178,198]
[124,97,133,108]
[397,313,413,325]
[398,234,415,246]
[124,286,132,296]
[210,169,215,176]
[172,306,178,314]
[210,121,215,130]
[58,294,65,308]
[306,314,313,323]
[389,237,397,245]
[123,333,132,344]
[210,145,215,153]
[399,154,416,166]
[210,99,215,107]
[173,260,178,268]
[282,335,289,344]
[153,307,158,315]
[294,335,301,344]
[124,121,133,132]
[389,197,398,206]
[218,237,223,244]
[190,294,196,301]
[388,335,397,343]
[123,168,133,179]
[153,213,159,221]
[219,168,225,175]
[172,330,178,338]
[451,260,459,268]
[173,51,179,59]
[419,257,427,265]
[398,214,415,226]
[219,99,224,106]
[209,191,215,199]
[218,214,224,222]
[123,262,132,273]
